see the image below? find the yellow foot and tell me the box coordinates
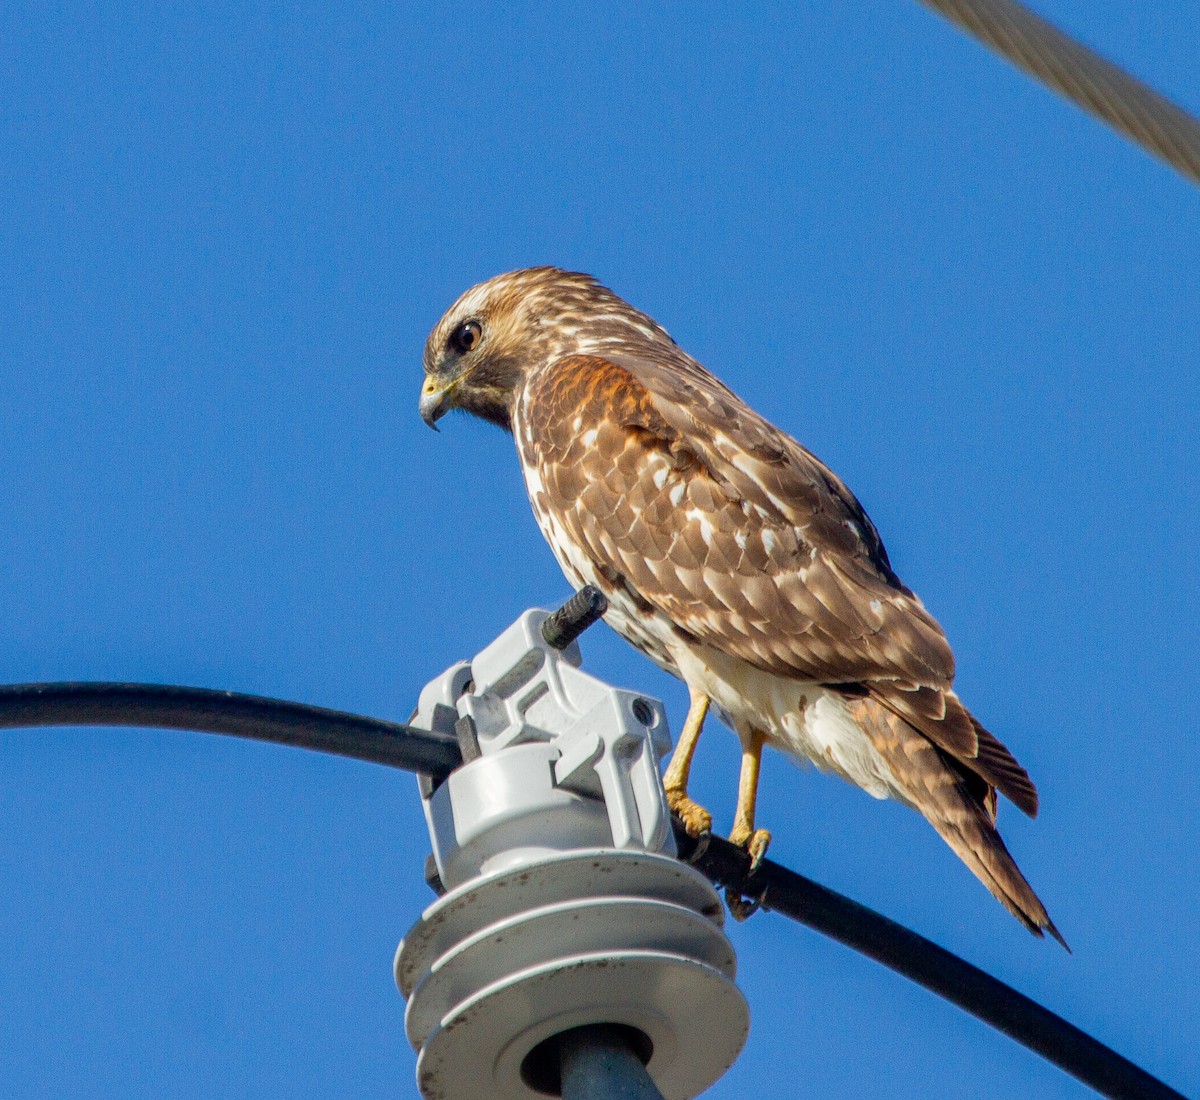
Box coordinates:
[729,826,772,873]
[666,788,713,838]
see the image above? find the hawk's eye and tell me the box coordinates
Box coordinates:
[449,319,482,355]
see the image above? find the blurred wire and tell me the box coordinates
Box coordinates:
[1,678,1189,1099]
[919,0,1200,185]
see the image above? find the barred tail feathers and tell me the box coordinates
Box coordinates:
[842,692,1066,948]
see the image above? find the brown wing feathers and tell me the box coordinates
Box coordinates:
[519,350,1056,939]
[526,358,944,681]
[525,355,1038,804]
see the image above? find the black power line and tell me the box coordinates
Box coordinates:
[0,681,460,776]
[677,831,1188,1100]
[0,673,1188,1100]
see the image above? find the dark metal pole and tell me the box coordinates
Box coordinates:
[558,1025,665,1100]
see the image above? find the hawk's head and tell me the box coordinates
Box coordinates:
[420,267,672,431]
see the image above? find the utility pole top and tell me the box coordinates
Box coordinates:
[397,597,749,1100]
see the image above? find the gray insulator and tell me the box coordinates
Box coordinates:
[400,605,749,1100]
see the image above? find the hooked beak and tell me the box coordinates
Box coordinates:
[419,375,454,430]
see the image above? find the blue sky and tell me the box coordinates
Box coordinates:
[2,2,1197,1097]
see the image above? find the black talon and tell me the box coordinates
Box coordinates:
[726,884,767,922]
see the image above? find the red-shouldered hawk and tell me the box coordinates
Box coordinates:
[420,267,1062,944]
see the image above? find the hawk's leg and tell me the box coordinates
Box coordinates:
[663,690,713,837]
[726,729,772,922]
[728,729,771,871]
